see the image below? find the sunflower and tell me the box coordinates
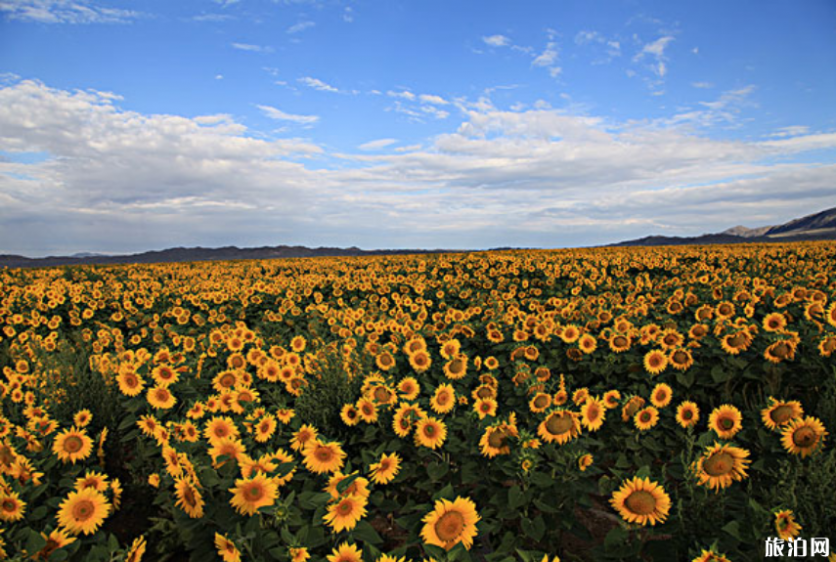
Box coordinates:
[537,410,581,445]
[151,364,179,387]
[610,476,671,526]
[781,416,828,457]
[147,385,176,410]
[229,473,279,516]
[443,355,468,380]
[327,542,363,562]
[116,367,145,397]
[720,331,750,355]
[643,350,667,375]
[175,476,205,519]
[578,453,593,472]
[303,440,347,474]
[369,452,402,485]
[124,535,147,562]
[415,417,447,449]
[254,414,277,443]
[578,334,597,354]
[324,494,368,532]
[57,488,111,535]
[634,407,659,431]
[580,397,605,432]
[608,333,631,353]
[762,312,787,332]
[474,397,497,419]
[650,383,672,408]
[340,404,360,426]
[760,398,803,431]
[356,398,378,423]
[75,470,109,492]
[73,409,92,428]
[675,401,700,429]
[708,404,743,440]
[208,438,247,468]
[603,389,621,409]
[324,472,370,500]
[430,384,456,414]
[290,424,318,452]
[204,416,240,445]
[421,496,480,551]
[289,547,311,562]
[397,377,420,400]
[215,533,242,562]
[668,349,693,371]
[529,392,552,414]
[375,351,396,371]
[691,549,731,562]
[774,509,802,540]
[35,528,77,560]
[408,350,432,373]
[572,388,589,406]
[53,427,93,464]
[0,490,25,522]
[693,442,750,492]
[479,425,517,458]
[764,340,797,363]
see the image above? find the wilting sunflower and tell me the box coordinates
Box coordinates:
[175,476,205,519]
[774,509,802,540]
[415,417,447,449]
[0,490,26,522]
[324,494,368,532]
[580,398,606,432]
[610,476,671,526]
[327,542,363,562]
[675,401,700,429]
[781,416,828,457]
[430,384,456,414]
[693,442,750,492]
[215,533,242,562]
[708,404,743,440]
[649,383,672,409]
[369,452,401,485]
[53,427,93,464]
[634,407,659,431]
[578,454,593,472]
[57,488,111,535]
[643,350,668,376]
[229,473,279,516]
[760,398,803,431]
[421,496,481,551]
[537,410,581,445]
[303,440,347,474]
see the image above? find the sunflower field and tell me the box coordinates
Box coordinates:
[1,242,835,562]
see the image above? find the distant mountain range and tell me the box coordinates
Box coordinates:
[612,206,836,247]
[2,207,834,269]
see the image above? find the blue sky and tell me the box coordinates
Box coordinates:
[1,0,835,256]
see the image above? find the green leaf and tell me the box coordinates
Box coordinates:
[507,485,526,510]
[352,520,383,546]
[26,529,48,555]
[604,526,628,552]
[521,515,545,542]
[722,520,742,541]
[336,472,361,495]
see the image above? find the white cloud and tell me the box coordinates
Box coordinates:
[532,42,558,67]
[299,77,339,93]
[287,20,314,33]
[691,81,714,89]
[232,42,273,53]
[2,78,836,255]
[215,74,224,80]
[257,104,319,125]
[358,138,398,151]
[419,94,448,105]
[635,36,674,60]
[387,90,416,101]
[482,34,510,47]
[0,0,139,24]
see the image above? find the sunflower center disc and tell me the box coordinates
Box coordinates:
[487,430,507,449]
[625,491,657,515]
[65,436,83,453]
[703,452,734,476]
[545,414,573,435]
[770,405,794,424]
[793,426,816,447]
[73,500,94,521]
[720,418,734,430]
[247,485,264,500]
[435,511,465,542]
